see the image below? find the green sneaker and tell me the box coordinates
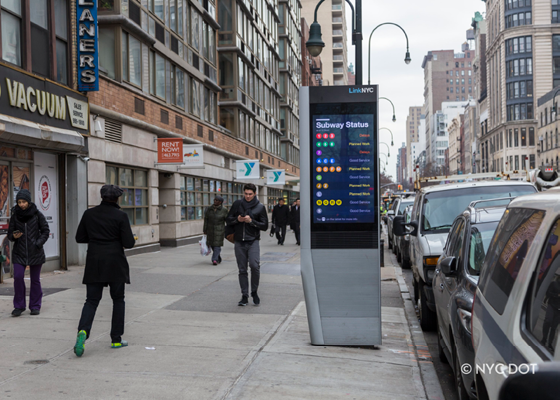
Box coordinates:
[111,340,128,349]
[74,330,87,357]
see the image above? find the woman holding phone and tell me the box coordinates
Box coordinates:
[8,189,50,317]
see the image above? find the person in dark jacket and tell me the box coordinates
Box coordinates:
[226,183,268,306]
[203,195,228,265]
[290,198,301,245]
[8,189,50,317]
[73,184,136,357]
[272,198,290,245]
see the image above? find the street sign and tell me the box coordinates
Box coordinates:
[266,169,286,185]
[236,160,260,179]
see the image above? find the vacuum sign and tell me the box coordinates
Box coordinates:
[77,0,99,91]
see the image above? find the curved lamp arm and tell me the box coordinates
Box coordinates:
[380,142,391,157]
[368,22,410,85]
[312,0,326,22]
[552,88,560,114]
[379,97,396,122]
[379,127,394,146]
[380,153,389,164]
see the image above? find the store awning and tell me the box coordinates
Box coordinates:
[0,114,84,152]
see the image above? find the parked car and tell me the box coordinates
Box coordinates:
[392,181,538,331]
[387,196,415,251]
[433,201,509,400]
[472,188,560,400]
[394,204,413,268]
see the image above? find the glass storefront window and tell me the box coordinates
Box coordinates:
[107,166,149,225]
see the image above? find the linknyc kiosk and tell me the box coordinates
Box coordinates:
[299,85,381,346]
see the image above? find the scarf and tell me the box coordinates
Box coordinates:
[240,197,259,218]
[15,203,38,222]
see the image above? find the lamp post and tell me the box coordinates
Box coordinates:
[306,0,363,84]
[379,97,396,122]
[379,128,394,146]
[380,142,390,157]
[368,22,411,85]
[551,88,560,115]
[380,153,389,165]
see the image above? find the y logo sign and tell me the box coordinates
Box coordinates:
[244,163,255,176]
[273,171,282,182]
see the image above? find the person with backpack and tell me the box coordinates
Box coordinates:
[226,183,268,306]
[8,189,50,317]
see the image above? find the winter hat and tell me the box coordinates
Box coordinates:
[214,195,224,202]
[16,189,32,203]
[100,184,124,200]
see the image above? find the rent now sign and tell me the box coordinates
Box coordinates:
[77,0,99,91]
[158,138,184,163]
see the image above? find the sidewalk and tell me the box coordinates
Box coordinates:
[0,232,444,399]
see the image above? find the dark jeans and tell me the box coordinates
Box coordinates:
[294,226,300,244]
[234,240,260,297]
[275,224,287,244]
[13,263,42,310]
[78,282,125,343]
[211,246,222,263]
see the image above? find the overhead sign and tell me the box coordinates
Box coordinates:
[77,0,99,91]
[0,65,89,133]
[183,144,204,168]
[236,160,260,179]
[267,169,286,185]
[157,138,183,164]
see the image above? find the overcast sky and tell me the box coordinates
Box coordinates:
[343,0,484,180]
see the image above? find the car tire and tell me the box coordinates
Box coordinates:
[454,346,470,400]
[437,329,448,364]
[396,246,402,263]
[388,237,392,250]
[392,237,398,255]
[402,257,411,269]
[418,280,437,331]
[413,278,419,303]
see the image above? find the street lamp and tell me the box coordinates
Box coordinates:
[379,128,394,146]
[306,0,364,84]
[379,97,396,122]
[380,153,389,165]
[551,88,560,115]
[380,142,390,157]
[368,22,411,85]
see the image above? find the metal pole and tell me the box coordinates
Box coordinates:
[355,0,363,85]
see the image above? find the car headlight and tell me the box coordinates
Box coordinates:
[458,309,472,335]
[424,256,439,266]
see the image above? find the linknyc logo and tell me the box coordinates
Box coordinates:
[348,87,375,94]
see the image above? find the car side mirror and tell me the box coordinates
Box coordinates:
[499,362,560,400]
[387,210,395,216]
[408,220,418,237]
[440,257,457,276]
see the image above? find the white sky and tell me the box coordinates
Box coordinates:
[343,0,483,180]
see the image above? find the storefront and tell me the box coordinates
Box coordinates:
[0,64,88,281]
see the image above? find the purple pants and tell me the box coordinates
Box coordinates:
[13,263,43,310]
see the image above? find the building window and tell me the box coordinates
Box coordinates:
[122,32,142,87]
[99,27,116,79]
[149,51,166,98]
[180,177,243,220]
[1,0,22,67]
[191,79,201,117]
[106,166,149,226]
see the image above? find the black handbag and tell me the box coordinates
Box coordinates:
[270,224,276,236]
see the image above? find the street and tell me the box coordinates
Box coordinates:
[0,233,443,400]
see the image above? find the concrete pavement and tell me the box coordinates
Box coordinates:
[0,232,444,399]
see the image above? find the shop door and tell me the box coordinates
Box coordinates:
[0,163,10,282]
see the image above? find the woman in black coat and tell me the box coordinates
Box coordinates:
[8,189,50,317]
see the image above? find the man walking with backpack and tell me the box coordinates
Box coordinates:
[226,183,268,306]
[271,198,289,245]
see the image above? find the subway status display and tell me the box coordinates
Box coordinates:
[311,110,376,225]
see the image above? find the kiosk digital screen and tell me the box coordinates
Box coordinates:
[310,107,376,225]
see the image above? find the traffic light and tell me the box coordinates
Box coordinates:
[398,184,403,191]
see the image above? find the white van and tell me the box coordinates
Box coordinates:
[472,188,560,400]
[393,181,537,331]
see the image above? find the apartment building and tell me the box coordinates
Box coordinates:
[422,48,475,164]
[472,12,487,174]
[301,0,348,85]
[536,88,560,169]
[406,106,422,178]
[480,0,560,172]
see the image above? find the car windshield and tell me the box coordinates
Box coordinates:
[468,221,499,275]
[421,185,536,233]
[398,201,413,215]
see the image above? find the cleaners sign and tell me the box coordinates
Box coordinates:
[77,0,99,91]
[158,138,184,163]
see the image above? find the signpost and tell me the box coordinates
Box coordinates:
[299,85,381,346]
